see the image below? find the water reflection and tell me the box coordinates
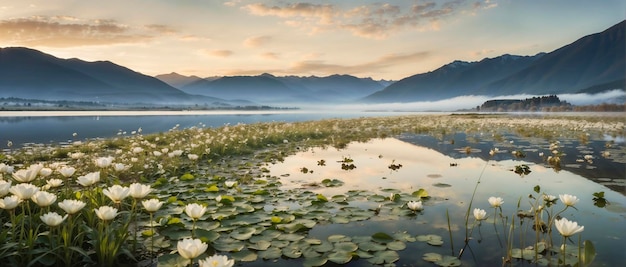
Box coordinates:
[269,137,626,266]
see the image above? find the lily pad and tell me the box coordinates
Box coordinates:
[303,257,328,267]
[335,242,358,252]
[259,247,282,260]
[231,250,258,262]
[412,188,429,198]
[387,241,406,251]
[328,251,353,264]
[423,252,443,262]
[371,232,394,243]
[282,245,303,259]
[367,250,399,264]
[247,240,271,251]
[230,227,256,241]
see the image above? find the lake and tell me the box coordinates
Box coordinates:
[0,110,426,147]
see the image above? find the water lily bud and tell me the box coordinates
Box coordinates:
[142,199,163,212]
[40,212,68,227]
[94,206,119,221]
[184,203,207,220]
[31,191,57,207]
[488,196,504,208]
[473,208,488,221]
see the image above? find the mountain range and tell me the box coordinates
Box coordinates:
[363,20,625,102]
[0,20,623,107]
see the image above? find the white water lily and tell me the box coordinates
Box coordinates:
[76,172,100,187]
[187,154,199,160]
[559,194,579,207]
[184,203,207,220]
[103,185,130,203]
[543,194,557,202]
[39,167,53,177]
[113,163,127,172]
[142,199,163,212]
[0,195,22,210]
[58,166,76,177]
[94,206,119,221]
[0,180,11,197]
[473,208,488,221]
[224,181,236,188]
[129,183,152,199]
[10,183,40,200]
[94,156,114,168]
[488,197,504,208]
[554,217,584,237]
[31,191,57,207]
[12,165,42,183]
[407,200,423,211]
[46,178,63,188]
[177,238,208,259]
[58,199,86,214]
[198,254,234,267]
[40,212,68,227]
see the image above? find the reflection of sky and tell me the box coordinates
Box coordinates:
[269,137,626,265]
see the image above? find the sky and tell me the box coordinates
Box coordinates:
[0,0,624,80]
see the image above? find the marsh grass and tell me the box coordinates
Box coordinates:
[0,114,622,266]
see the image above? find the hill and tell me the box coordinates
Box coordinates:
[362,20,625,103]
[0,47,232,106]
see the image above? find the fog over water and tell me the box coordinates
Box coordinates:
[311,89,626,112]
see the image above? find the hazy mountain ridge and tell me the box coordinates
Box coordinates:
[0,47,237,106]
[362,20,625,103]
[169,73,388,104]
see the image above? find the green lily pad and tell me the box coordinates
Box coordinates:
[435,255,462,267]
[278,233,305,242]
[328,235,351,243]
[423,252,443,262]
[259,247,282,260]
[303,256,328,267]
[231,250,257,262]
[367,250,399,264]
[282,245,303,258]
[328,251,353,264]
[157,253,189,267]
[195,229,220,243]
[412,188,429,198]
[247,240,271,251]
[358,241,387,252]
[371,232,394,243]
[313,241,334,253]
[335,242,358,252]
[387,241,406,251]
[230,227,256,241]
[330,216,350,224]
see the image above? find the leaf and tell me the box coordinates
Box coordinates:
[387,241,406,251]
[157,253,189,267]
[534,185,541,193]
[371,232,394,243]
[423,252,442,262]
[435,255,462,267]
[367,250,399,264]
[328,251,353,264]
[231,250,257,262]
[582,240,596,265]
[412,188,429,198]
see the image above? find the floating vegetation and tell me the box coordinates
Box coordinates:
[0,114,623,266]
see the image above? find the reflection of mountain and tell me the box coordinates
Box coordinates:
[363,20,625,102]
[395,134,625,194]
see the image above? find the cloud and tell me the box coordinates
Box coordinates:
[242,1,498,39]
[0,16,152,47]
[260,52,279,60]
[204,49,234,57]
[145,24,178,34]
[221,50,430,77]
[244,35,272,47]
